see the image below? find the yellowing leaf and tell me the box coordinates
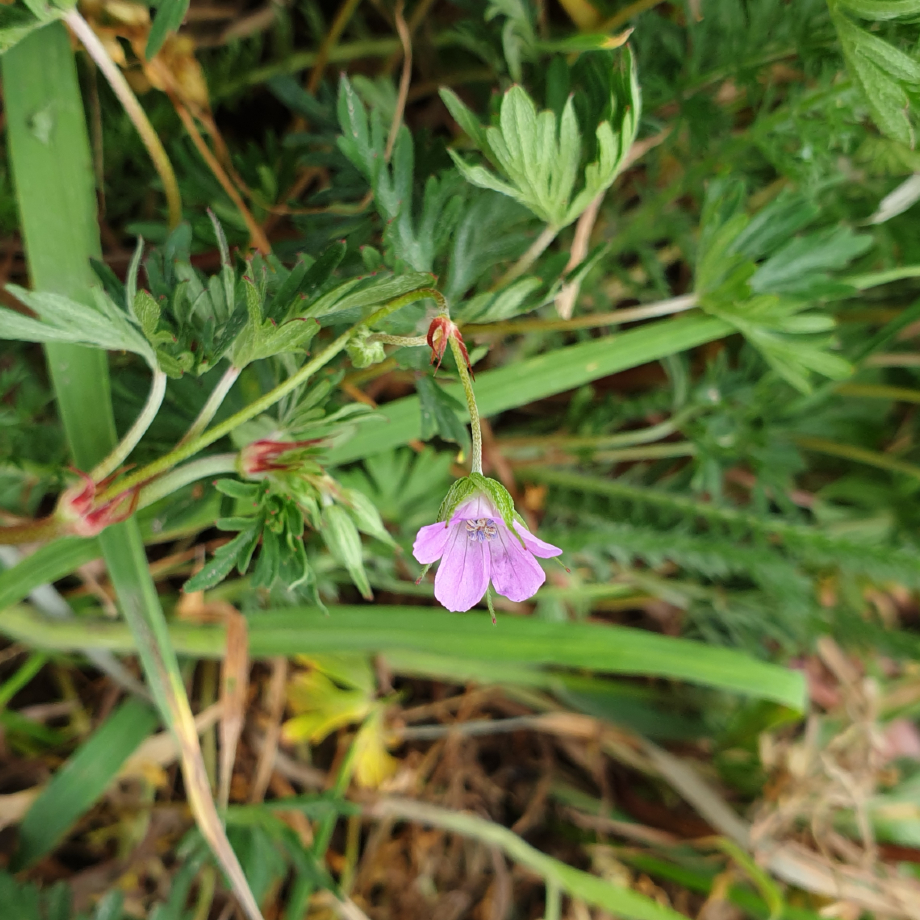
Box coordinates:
[556,0,601,30]
[353,707,398,789]
[283,666,374,744]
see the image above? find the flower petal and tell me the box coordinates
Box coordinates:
[489,525,546,603]
[413,522,452,564]
[434,525,490,612]
[450,492,498,524]
[512,521,562,559]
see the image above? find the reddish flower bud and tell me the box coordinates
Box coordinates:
[58,471,139,537]
[239,439,322,477]
[426,315,473,378]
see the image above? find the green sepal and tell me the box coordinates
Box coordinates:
[436,476,477,523]
[468,473,521,543]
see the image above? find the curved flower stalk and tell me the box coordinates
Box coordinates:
[412,315,562,616]
[413,475,561,616]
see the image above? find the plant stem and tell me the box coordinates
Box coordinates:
[63,10,182,230]
[465,294,698,336]
[138,454,239,509]
[544,881,562,920]
[366,797,686,920]
[92,369,168,481]
[5,24,262,920]
[178,366,242,448]
[499,405,701,451]
[449,335,483,474]
[793,435,920,482]
[494,225,558,289]
[0,516,66,546]
[97,288,444,504]
[367,334,428,347]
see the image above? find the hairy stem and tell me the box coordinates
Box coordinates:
[0,516,63,546]
[178,366,242,448]
[367,333,428,347]
[138,454,239,509]
[64,10,182,229]
[92,369,168,481]
[97,288,444,503]
[449,336,483,474]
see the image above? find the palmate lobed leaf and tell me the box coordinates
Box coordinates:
[831,8,920,145]
[1,285,157,369]
[440,49,639,229]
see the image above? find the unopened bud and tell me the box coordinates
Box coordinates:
[426,314,472,377]
[239,439,322,477]
[57,471,139,537]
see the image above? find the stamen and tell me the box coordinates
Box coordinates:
[465,517,497,543]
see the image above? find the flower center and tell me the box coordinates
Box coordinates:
[465,518,497,543]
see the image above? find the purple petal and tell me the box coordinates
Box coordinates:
[450,492,498,524]
[413,522,452,564]
[489,524,546,603]
[434,524,490,612]
[512,521,562,559]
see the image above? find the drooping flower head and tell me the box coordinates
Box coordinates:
[427,315,472,377]
[57,470,139,537]
[413,474,561,616]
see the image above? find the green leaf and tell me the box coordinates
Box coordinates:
[1,285,157,369]
[336,73,386,181]
[0,606,808,710]
[836,11,920,83]
[321,504,373,599]
[306,271,435,325]
[0,2,61,56]
[416,375,469,447]
[833,9,917,145]
[444,52,640,229]
[439,87,491,152]
[341,488,398,548]
[14,698,159,868]
[326,314,733,466]
[838,0,920,16]
[751,226,873,296]
[214,478,260,501]
[183,525,261,592]
[146,0,188,58]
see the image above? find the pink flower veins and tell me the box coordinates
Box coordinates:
[412,493,561,612]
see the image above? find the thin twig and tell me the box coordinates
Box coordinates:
[555,192,603,320]
[171,100,271,254]
[250,657,289,803]
[384,0,412,161]
[307,0,363,94]
[494,226,558,290]
[64,10,182,229]
[467,293,698,336]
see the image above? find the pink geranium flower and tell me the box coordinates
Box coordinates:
[413,493,562,612]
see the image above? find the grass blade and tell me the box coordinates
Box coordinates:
[0,605,807,710]
[327,314,732,465]
[13,698,159,868]
[4,23,265,919]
